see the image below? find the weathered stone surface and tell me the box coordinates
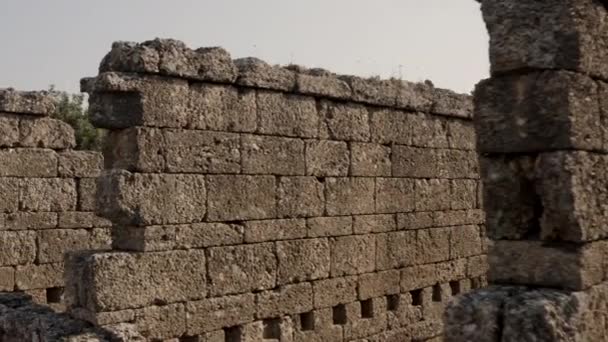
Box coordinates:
[351,143,391,177]
[305,139,349,176]
[370,109,412,145]
[325,177,375,215]
[103,127,165,172]
[432,88,473,118]
[319,101,370,141]
[438,149,479,179]
[58,212,111,229]
[67,249,207,311]
[278,176,324,218]
[235,57,296,91]
[396,212,435,230]
[38,228,111,263]
[206,175,275,221]
[376,178,415,213]
[15,263,63,290]
[489,240,606,290]
[20,117,75,149]
[133,303,186,340]
[358,270,400,300]
[77,178,97,212]
[353,214,396,234]
[376,230,451,270]
[481,0,608,79]
[330,235,375,276]
[343,297,389,340]
[306,216,352,237]
[392,146,438,178]
[186,293,255,335]
[295,70,352,99]
[256,282,313,318]
[0,178,19,213]
[0,114,20,147]
[112,225,176,252]
[474,71,601,152]
[257,91,318,138]
[3,212,57,230]
[58,151,103,178]
[312,276,357,308]
[339,76,398,107]
[176,222,244,248]
[207,243,276,296]
[0,148,57,177]
[0,89,55,115]
[410,113,449,148]
[242,134,304,175]
[0,266,15,291]
[189,83,256,131]
[450,179,477,210]
[293,308,343,341]
[97,170,206,226]
[447,120,476,150]
[277,238,330,285]
[0,231,36,266]
[165,129,240,173]
[415,179,451,211]
[450,225,482,259]
[20,178,77,212]
[243,219,304,243]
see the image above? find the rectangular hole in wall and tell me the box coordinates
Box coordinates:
[46,287,63,304]
[224,326,242,342]
[262,319,281,339]
[179,336,199,342]
[450,280,461,296]
[360,299,374,319]
[387,294,400,311]
[411,289,423,306]
[432,284,442,302]
[332,304,347,325]
[300,311,315,331]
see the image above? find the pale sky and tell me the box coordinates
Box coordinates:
[0,1,489,94]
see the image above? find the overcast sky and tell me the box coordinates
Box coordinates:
[0,1,488,94]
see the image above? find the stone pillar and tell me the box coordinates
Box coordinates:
[446,0,608,341]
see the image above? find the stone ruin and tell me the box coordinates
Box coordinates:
[0,38,484,341]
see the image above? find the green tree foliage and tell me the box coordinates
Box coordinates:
[49,87,106,151]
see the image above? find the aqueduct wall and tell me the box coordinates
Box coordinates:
[0,39,484,341]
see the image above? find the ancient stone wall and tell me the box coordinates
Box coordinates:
[446,0,608,341]
[0,89,110,310]
[62,39,486,341]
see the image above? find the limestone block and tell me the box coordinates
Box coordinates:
[278,176,324,218]
[58,212,111,229]
[319,100,370,141]
[415,179,451,211]
[0,266,15,291]
[353,214,396,234]
[38,228,111,263]
[377,229,451,270]
[293,308,343,342]
[474,71,601,152]
[330,235,375,276]
[19,117,75,149]
[358,270,400,300]
[134,303,186,340]
[241,134,304,175]
[305,139,349,177]
[447,120,475,150]
[482,0,608,79]
[410,113,449,148]
[189,83,256,131]
[112,225,176,252]
[450,179,477,210]
[77,178,97,212]
[0,231,35,266]
[0,148,57,177]
[256,282,313,318]
[489,240,606,290]
[239,316,294,342]
[396,212,434,230]
[395,81,434,114]
[207,243,276,296]
[325,177,375,215]
[68,249,207,311]
[0,88,55,115]
[165,129,240,173]
[186,293,255,334]
[432,88,474,118]
[450,225,482,259]
[0,114,20,147]
[103,127,165,172]
[370,109,412,145]
[58,151,103,178]
[176,222,244,248]
[15,262,63,290]
[306,216,352,237]
[343,297,388,340]
[392,146,439,178]
[438,149,479,179]
[415,228,452,265]
[277,238,330,284]
[312,276,358,308]
[256,91,318,138]
[295,70,352,99]
[206,175,275,221]
[97,170,206,226]
[244,218,306,243]
[4,212,58,230]
[0,178,20,213]
[467,255,489,279]
[235,57,296,91]
[20,178,77,212]
[351,142,391,176]
[375,178,415,213]
[89,73,191,129]
[340,75,398,105]
[386,293,423,330]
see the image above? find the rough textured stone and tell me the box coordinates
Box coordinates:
[186,293,255,335]
[0,89,56,115]
[235,57,296,91]
[319,101,370,141]
[0,231,36,266]
[358,270,400,300]
[20,117,76,149]
[0,149,57,177]
[77,178,97,212]
[58,151,103,178]
[189,83,256,131]
[112,225,177,252]
[370,109,412,145]
[103,127,165,172]
[176,222,244,248]
[0,266,15,291]
[392,146,439,178]
[312,276,357,308]
[325,177,375,215]
[305,139,349,176]
[20,178,77,212]
[353,214,396,234]
[306,216,352,237]
[330,235,375,276]
[257,91,318,138]
[207,243,276,296]
[295,70,352,99]
[244,219,305,243]
[410,113,449,148]
[450,225,482,259]
[38,228,111,263]
[134,303,186,340]
[15,263,63,290]
[415,179,451,211]
[278,176,324,218]
[0,114,20,147]
[277,238,330,285]
[351,143,391,177]
[376,178,415,213]
[242,134,304,175]
[206,175,275,221]
[256,282,313,318]
[164,129,240,173]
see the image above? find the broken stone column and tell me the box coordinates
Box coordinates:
[446,0,608,341]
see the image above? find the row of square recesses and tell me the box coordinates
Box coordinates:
[178,277,485,342]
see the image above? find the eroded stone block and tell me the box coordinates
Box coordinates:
[242,134,304,175]
[277,176,324,218]
[277,238,330,285]
[206,175,275,221]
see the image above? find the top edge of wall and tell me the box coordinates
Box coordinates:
[83,38,473,119]
[0,88,56,116]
